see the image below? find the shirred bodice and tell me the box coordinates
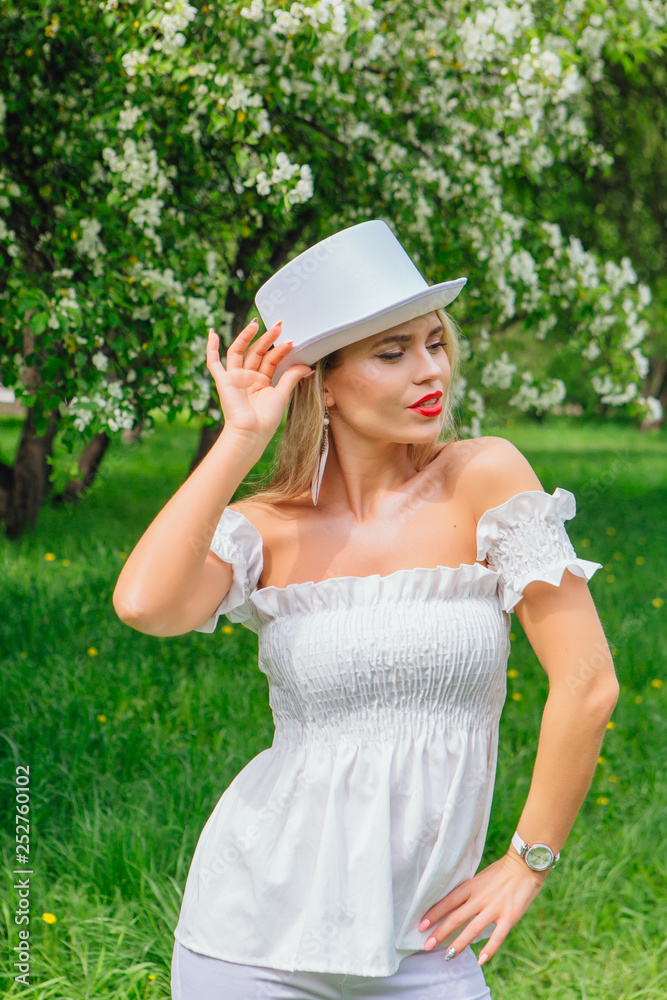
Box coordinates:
[173,487,601,977]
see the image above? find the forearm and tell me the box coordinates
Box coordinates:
[113,428,265,624]
[511,683,619,857]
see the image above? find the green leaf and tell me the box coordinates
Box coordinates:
[32,312,49,335]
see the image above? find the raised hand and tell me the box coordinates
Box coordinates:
[207,319,314,445]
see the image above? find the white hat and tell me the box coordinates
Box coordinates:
[254,220,467,387]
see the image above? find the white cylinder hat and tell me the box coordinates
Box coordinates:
[254,220,467,386]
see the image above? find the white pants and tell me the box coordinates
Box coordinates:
[171,940,493,999]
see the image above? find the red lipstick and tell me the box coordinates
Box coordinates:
[409,391,443,416]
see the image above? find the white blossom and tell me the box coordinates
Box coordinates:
[631,347,650,378]
[481,351,517,389]
[118,104,142,132]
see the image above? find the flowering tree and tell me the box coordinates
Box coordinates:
[0,0,664,536]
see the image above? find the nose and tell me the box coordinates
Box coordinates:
[413,343,448,384]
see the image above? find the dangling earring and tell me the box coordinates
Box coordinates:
[311,406,330,506]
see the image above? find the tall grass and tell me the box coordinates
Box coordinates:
[0,414,665,999]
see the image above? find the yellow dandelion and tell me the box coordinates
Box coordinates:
[511,692,522,701]
[605,526,617,536]
[606,574,616,584]
[652,598,663,608]
[132,19,141,29]
[651,679,663,689]
[44,552,56,561]
[509,632,516,642]
[608,775,620,784]
[581,538,591,547]
[507,669,519,678]
[597,756,605,765]
[42,913,57,924]
[97,714,107,723]
[634,695,643,704]
[636,556,645,565]
[222,625,234,634]
[148,974,156,981]
[613,552,623,561]
[596,796,609,806]
[237,109,246,122]
[87,647,98,657]
[26,48,34,56]
[61,559,71,567]
[606,721,615,730]
[427,48,436,57]
[70,230,79,240]
[119,551,127,559]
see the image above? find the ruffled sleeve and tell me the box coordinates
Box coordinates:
[476,487,602,613]
[194,508,264,633]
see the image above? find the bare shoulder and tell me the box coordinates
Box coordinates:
[447,435,545,522]
[227,497,302,538]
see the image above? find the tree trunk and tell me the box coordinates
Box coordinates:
[53,431,111,504]
[189,422,223,473]
[3,408,60,539]
[0,460,13,523]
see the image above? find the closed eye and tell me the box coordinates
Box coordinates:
[377,340,447,361]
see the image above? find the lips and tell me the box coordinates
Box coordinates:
[409,391,443,408]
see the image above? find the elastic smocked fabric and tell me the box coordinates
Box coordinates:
[178,488,601,977]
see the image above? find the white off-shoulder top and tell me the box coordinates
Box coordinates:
[173,487,602,977]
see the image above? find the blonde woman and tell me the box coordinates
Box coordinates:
[114,222,619,1000]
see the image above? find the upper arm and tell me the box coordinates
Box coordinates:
[115,550,235,637]
[513,572,619,704]
[465,437,619,704]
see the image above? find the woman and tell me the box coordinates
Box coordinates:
[113,221,619,1000]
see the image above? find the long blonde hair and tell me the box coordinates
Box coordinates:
[242,307,462,504]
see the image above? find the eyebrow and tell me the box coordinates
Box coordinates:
[371,326,444,349]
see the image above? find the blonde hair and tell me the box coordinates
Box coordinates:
[242,307,462,505]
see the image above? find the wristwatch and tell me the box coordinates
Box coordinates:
[511,831,560,872]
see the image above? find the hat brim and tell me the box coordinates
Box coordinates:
[269,278,466,386]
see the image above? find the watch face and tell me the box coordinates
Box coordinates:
[525,844,554,871]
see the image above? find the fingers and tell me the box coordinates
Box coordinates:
[226,318,285,371]
[206,328,226,376]
[474,921,510,966]
[274,364,315,403]
[420,881,472,930]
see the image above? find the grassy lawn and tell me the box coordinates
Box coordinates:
[0,414,665,999]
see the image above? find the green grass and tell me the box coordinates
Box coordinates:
[0,414,665,999]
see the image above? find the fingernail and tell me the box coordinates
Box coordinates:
[424,937,437,951]
[478,952,489,966]
[445,947,457,961]
[208,327,215,336]
[418,919,430,932]
[251,317,258,325]
[276,320,283,327]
